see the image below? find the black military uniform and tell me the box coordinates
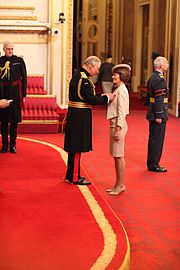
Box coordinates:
[146,70,168,172]
[0,55,27,152]
[64,67,108,184]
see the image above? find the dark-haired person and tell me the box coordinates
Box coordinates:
[0,40,27,153]
[106,64,131,195]
[146,56,169,172]
[64,55,114,185]
[98,54,114,93]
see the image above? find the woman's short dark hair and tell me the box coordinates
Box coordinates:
[113,67,131,83]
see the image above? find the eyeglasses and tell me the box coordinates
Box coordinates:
[5,48,14,51]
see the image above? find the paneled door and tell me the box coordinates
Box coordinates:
[73,0,107,72]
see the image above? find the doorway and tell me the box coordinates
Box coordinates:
[140,4,149,85]
[73,0,106,72]
[133,1,150,92]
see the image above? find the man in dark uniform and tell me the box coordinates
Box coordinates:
[64,56,114,185]
[146,56,169,172]
[0,40,27,153]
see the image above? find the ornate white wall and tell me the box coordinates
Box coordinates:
[0,0,73,105]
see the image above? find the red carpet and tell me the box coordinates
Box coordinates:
[86,103,180,270]
[16,96,180,270]
[0,138,129,270]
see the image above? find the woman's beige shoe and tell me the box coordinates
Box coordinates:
[108,186,126,195]
[105,188,113,193]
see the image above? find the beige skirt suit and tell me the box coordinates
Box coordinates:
[107,84,129,157]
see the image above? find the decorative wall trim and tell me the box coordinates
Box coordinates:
[137,0,150,5]
[0,21,50,34]
[0,26,48,34]
[0,16,37,20]
[107,0,113,54]
[86,20,98,43]
[0,30,47,34]
[0,34,48,44]
[0,6,35,10]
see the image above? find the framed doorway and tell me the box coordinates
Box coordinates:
[73,0,106,72]
[133,1,150,91]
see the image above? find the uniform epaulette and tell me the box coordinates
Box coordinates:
[159,73,164,78]
[80,72,88,79]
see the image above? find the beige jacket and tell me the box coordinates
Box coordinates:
[106,83,129,127]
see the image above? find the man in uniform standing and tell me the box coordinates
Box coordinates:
[64,56,114,185]
[146,56,169,172]
[0,41,27,153]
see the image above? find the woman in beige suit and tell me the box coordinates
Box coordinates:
[106,64,131,195]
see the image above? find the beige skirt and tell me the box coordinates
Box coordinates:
[109,121,128,157]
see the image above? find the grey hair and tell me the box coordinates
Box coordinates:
[84,56,101,66]
[154,56,167,68]
[3,40,14,49]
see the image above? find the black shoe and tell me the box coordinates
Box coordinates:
[79,176,86,180]
[10,146,16,153]
[65,178,73,184]
[1,146,8,153]
[73,178,91,185]
[148,164,167,172]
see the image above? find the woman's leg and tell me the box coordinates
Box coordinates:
[107,156,126,195]
[114,156,125,188]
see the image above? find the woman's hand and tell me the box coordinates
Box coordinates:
[114,126,121,141]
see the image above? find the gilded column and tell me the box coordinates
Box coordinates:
[60,0,73,107]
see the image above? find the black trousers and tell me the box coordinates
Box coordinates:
[147,120,166,169]
[65,152,81,182]
[1,122,18,148]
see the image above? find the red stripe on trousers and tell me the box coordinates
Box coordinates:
[73,153,80,182]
